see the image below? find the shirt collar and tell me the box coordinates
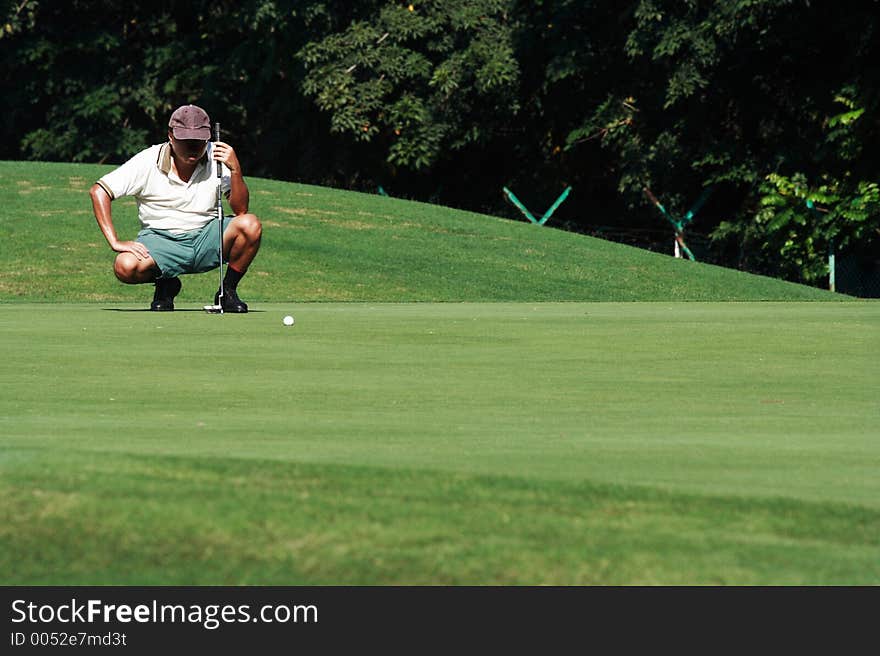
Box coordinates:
[158,142,173,174]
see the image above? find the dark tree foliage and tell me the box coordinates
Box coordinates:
[0,1,357,181]
[2,0,878,284]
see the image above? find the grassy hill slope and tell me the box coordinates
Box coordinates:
[1,160,840,303]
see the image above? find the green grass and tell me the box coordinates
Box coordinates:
[1,160,838,302]
[4,452,878,585]
[2,302,878,584]
[0,161,876,584]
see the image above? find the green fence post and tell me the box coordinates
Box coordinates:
[502,187,538,223]
[537,187,572,225]
[643,186,711,262]
[503,186,571,226]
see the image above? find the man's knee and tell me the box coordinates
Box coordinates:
[235,213,262,242]
[114,253,154,284]
[114,253,137,282]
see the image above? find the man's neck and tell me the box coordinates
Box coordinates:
[171,153,199,183]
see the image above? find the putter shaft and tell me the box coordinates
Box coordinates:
[215,122,224,314]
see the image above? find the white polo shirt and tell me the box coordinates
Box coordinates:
[97,142,231,234]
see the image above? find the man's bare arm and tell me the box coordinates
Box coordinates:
[89,183,150,259]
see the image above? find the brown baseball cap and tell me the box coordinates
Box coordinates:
[168,104,211,140]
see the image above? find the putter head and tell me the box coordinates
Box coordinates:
[204,304,224,314]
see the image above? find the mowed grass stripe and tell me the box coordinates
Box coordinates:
[2,450,878,585]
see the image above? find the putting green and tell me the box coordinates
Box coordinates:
[2,301,878,584]
[2,301,877,506]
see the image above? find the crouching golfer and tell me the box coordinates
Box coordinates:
[89,104,261,312]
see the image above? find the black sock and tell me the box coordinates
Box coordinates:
[223,266,245,292]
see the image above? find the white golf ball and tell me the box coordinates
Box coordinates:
[283,315,295,326]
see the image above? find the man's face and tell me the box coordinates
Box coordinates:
[169,133,208,164]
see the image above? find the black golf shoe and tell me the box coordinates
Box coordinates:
[214,287,248,313]
[150,277,181,311]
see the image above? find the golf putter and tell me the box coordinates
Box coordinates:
[204,122,225,313]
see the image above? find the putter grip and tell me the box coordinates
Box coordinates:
[214,122,221,178]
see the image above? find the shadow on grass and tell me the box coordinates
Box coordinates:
[102,308,266,313]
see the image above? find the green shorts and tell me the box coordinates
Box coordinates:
[137,216,233,279]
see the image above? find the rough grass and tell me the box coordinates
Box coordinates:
[0,160,839,303]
